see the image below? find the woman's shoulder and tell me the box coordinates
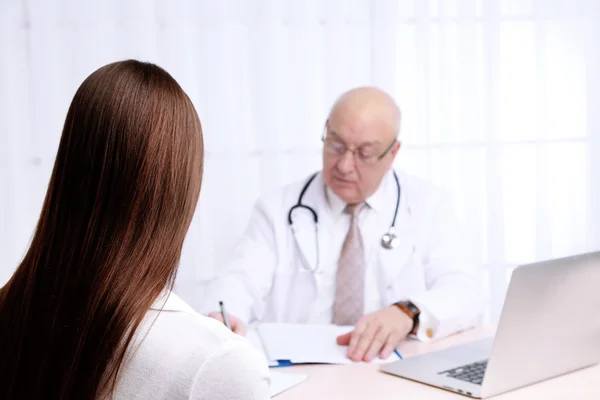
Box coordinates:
[187,332,271,400]
[144,293,255,359]
[114,293,270,400]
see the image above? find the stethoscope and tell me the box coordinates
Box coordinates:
[287,170,401,272]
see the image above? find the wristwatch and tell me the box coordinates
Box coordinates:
[394,300,420,335]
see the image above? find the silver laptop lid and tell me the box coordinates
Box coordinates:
[482,251,600,397]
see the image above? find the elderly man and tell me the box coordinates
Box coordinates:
[200,87,483,362]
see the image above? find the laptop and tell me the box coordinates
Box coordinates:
[380,251,600,398]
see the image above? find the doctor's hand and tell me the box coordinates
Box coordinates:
[336,306,413,362]
[207,311,248,336]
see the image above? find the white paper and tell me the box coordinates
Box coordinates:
[269,371,308,397]
[245,328,280,367]
[256,323,397,365]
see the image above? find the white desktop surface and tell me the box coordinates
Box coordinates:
[275,327,600,399]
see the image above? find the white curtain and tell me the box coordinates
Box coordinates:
[1,0,599,322]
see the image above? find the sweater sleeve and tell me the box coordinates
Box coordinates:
[188,341,271,400]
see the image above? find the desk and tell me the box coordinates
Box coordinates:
[276,327,600,399]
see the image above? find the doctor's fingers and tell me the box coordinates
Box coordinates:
[347,318,369,359]
[336,331,352,346]
[380,331,403,360]
[349,321,382,362]
[364,327,391,362]
[347,317,368,357]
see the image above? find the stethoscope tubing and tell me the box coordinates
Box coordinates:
[287,170,401,272]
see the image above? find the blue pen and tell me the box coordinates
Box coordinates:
[394,349,403,360]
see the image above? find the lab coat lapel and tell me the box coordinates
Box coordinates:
[290,173,328,275]
[378,179,417,280]
[290,211,319,273]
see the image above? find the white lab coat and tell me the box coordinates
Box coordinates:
[200,170,484,341]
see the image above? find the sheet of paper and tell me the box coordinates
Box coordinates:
[245,328,280,367]
[269,371,308,397]
[256,323,398,365]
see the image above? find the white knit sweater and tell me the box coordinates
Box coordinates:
[109,292,271,400]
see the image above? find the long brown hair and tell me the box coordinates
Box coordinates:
[0,60,203,399]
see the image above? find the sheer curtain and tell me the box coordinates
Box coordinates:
[394,0,600,320]
[1,0,598,321]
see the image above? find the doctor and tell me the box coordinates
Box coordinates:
[201,87,483,362]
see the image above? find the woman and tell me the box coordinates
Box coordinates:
[0,60,270,400]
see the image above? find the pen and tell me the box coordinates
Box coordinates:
[394,349,403,360]
[219,301,231,330]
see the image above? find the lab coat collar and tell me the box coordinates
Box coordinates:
[293,169,417,285]
[325,186,346,215]
[325,169,394,216]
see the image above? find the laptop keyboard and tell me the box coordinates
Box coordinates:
[438,360,488,385]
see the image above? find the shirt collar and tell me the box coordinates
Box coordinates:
[325,170,393,216]
[150,289,195,313]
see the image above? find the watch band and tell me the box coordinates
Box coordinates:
[394,300,421,335]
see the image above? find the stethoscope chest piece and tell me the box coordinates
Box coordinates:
[381,230,400,249]
[290,170,403,260]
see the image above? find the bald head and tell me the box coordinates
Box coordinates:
[322,87,402,204]
[329,86,401,138]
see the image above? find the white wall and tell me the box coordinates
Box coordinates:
[1,0,599,321]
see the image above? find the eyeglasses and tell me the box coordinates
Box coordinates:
[321,129,397,166]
